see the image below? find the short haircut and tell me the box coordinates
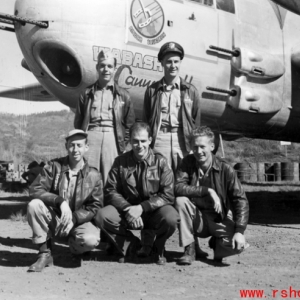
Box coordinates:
[190,126,215,143]
[129,122,152,139]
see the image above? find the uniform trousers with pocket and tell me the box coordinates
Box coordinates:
[85,127,119,185]
[175,196,245,259]
[27,199,100,254]
[94,205,180,256]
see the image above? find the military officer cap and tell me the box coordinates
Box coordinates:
[65,129,88,141]
[97,50,115,62]
[158,42,184,62]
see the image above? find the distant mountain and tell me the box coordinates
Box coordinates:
[0,110,74,164]
[0,110,298,165]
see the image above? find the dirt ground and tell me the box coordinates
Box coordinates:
[1,184,300,300]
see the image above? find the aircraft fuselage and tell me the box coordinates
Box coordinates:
[12,0,300,142]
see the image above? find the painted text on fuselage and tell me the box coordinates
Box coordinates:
[93,46,163,72]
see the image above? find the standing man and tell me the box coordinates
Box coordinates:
[94,122,180,265]
[143,41,201,171]
[175,126,249,265]
[27,130,103,272]
[142,41,201,256]
[74,50,135,185]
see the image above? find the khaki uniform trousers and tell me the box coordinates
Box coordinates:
[175,196,244,259]
[27,199,100,254]
[85,128,119,185]
[154,128,188,172]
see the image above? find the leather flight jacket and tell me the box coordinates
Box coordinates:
[29,157,103,226]
[143,77,201,152]
[175,154,249,234]
[74,82,135,153]
[104,149,175,213]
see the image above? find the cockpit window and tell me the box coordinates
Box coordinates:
[216,0,235,14]
[188,0,214,7]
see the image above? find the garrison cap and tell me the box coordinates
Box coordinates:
[97,50,115,62]
[65,129,88,141]
[158,42,184,62]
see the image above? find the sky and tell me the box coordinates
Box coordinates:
[0,0,69,115]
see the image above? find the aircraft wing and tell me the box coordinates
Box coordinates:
[0,83,58,101]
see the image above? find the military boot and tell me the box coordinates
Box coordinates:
[28,239,53,272]
[177,242,195,265]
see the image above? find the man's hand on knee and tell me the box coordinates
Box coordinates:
[130,217,144,229]
[61,221,74,237]
[232,232,246,251]
[124,205,143,224]
[60,201,72,227]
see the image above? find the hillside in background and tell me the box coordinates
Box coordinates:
[1,110,74,164]
[0,110,299,165]
[219,139,300,163]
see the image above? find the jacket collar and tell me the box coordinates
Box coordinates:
[162,77,180,90]
[211,154,221,171]
[195,154,221,172]
[61,156,89,177]
[130,148,155,168]
[86,80,122,97]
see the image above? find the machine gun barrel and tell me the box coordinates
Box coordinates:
[209,45,240,57]
[206,86,237,96]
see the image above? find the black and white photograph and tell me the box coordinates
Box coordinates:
[0,0,299,299]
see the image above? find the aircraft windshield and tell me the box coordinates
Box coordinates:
[216,0,235,14]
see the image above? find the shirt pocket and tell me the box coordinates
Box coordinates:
[91,104,100,119]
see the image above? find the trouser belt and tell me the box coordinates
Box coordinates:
[160,127,181,133]
[88,126,114,132]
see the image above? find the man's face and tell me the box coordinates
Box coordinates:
[65,135,89,164]
[192,135,214,164]
[161,53,182,78]
[96,57,115,83]
[131,129,152,161]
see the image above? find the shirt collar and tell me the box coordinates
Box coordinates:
[96,80,115,92]
[198,162,212,178]
[162,77,180,90]
[62,156,87,176]
[132,149,152,167]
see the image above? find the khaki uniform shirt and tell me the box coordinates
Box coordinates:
[90,81,114,127]
[161,78,182,128]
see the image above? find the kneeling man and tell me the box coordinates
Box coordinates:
[27,129,103,272]
[95,122,180,265]
[175,126,249,265]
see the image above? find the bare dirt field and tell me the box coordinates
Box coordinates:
[1,184,300,300]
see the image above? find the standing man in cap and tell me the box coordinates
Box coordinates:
[141,41,201,257]
[175,126,249,265]
[27,129,103,272]
[74,50,135,185]
[143,41,201,171]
